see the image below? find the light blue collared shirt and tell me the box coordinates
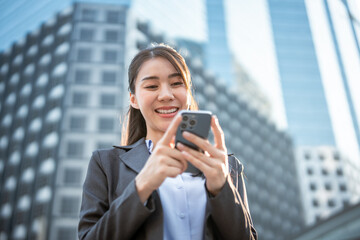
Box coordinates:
[145,140,207,240]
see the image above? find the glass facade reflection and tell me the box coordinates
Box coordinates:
[268,0,335,146]
[204,0,235,87]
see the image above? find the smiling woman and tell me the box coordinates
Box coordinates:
[78,44,257,240]
[129,57,189,143]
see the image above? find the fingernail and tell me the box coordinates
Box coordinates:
[183,131,190,137]
[177,142,184,149]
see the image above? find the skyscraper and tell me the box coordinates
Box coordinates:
[204,0,235,87]
[268,0,335,146]
[0,3,128,239]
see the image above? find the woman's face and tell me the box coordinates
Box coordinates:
[130,57,188,139]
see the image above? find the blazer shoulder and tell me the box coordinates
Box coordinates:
[91,147,127,167]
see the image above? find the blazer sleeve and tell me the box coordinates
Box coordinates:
[78,150,155,240]
[205,155,258,240]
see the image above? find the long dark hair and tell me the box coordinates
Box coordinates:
[121,44,198,145]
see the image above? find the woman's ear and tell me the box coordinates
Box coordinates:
[130,92,139,109]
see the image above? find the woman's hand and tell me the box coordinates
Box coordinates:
[135,115,188,204]
[177,116,228,196]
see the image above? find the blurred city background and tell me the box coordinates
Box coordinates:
[0,0,360,239]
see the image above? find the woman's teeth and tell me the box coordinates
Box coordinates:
[156,108,178,114]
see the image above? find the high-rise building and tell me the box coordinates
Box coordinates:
[268,0,335,146]
[0,3,128,239]
[0,0,131,52]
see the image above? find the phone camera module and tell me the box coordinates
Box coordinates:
[189,119,196,126]
[182,115,189,121]
[180,123,187,129]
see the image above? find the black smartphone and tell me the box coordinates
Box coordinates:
[175,110,212,173]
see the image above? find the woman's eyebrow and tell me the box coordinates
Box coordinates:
[168,73,181,78]
[141,76,159,81]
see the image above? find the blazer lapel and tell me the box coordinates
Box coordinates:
[115,138,150,173]
[114,138,164,239]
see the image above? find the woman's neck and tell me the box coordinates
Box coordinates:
[145,131,163,148]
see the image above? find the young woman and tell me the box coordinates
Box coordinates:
[78,44,257,240]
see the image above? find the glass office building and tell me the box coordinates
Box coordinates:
[268,0,335,146]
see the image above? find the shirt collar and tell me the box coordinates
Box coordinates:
[145,139,153,154]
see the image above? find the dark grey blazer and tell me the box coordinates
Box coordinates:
[78,138,257,240]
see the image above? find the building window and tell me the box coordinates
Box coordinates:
[321,168,328,176]
[57,227,77,240]
[64,168,82,185]
[98,118,115,131]
[339,184,347,192]
[100,94,116,107]
[304,152,311,160]
[327,199,335,207]
[77,48,92,62]
[69,116,86,131]
[106,10,120,23]
[309,183,316,191]
[103,50,117,63]
[306,168,313,175]
[81,9,97,22]
[72,92,88,106]
[105,30,119,42]
[74,70,90,84]
[325,183,332,191]
[79,28,94,41]
[60,196,80,215]
[102,71,116,85]
[318,153,325,161]
[67,141,84,157]
[336,168,343,176]
[333,152,340,161]
[312,199,319,207]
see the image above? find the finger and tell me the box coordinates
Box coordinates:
[182,131,223,158]
[211,116,226,151]
[155,146,188,171]
[181,150,211,174]
[167,149,189,172]
[177,142,217,167]
[170,136,175,149]
[159,165,184,178]
[158,115,182,146]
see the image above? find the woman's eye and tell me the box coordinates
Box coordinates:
[172,81,184,86]
[145,85,158,89]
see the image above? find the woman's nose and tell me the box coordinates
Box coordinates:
[158,85,174,101]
